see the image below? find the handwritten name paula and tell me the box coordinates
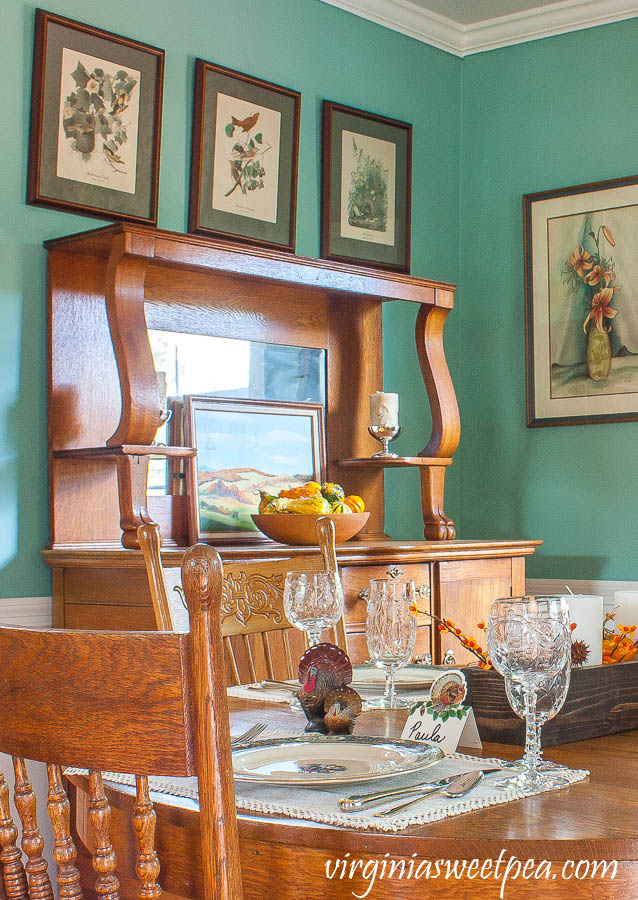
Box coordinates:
[408,720,443,744]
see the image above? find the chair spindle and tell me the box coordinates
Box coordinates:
[88,771,120,899]
[133,775,161,899]
[12,758,53,900]
[46,764,83,899]
[0,770,28,899]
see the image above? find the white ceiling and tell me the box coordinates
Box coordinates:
[410,0,561,25]
[319,0,638,55]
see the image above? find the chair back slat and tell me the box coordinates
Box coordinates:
[132,776,161,899]
[46,765,83,899]
[12,759,53,900]
[88,772,119,899]
[182,544,242,900]
[0,771,28,899]
[0,629,195,776]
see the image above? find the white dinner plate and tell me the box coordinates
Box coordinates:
[232,734,444,785]
[350,664,437,691]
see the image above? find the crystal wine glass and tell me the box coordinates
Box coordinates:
[365,579,417,709]
[283,571,344,647]
[487,596,571,791]
[505,662,570,775]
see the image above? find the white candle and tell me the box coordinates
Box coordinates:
[369,392,399,428]
[612,591,638,631]
[567,595,603,667]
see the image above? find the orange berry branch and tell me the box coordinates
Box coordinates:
[416,607,493,669]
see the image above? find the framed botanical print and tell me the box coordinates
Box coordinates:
[321,101,412,272]
[189,59,301,252]
[27,9,164,224]
[524,174,638,427]
[183,397,325,543]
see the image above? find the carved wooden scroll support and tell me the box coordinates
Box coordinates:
[104,232,160,548]
[415,299,461,540]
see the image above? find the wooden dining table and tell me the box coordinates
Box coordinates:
[68,697,638,899]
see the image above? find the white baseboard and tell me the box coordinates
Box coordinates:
[526,578,638,609]
[0,596,52,627]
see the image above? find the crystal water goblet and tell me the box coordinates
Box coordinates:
[505,662,570,778]
[283,571,344,647]
[487,595,571,791]
[365,579,417,709]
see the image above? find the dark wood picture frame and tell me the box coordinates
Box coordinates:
[321,100,412,273]
[189,59,300,252]
[183,397,325,544]
[524,173,638,427]
[27,9,164,224]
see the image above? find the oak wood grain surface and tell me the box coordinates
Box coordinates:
[69,698,638,899]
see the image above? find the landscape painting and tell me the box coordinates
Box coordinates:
[184,398,324,541]
[525,176,638,426]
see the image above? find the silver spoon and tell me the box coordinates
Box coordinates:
[373,769,484,818]
[339,767,500,811]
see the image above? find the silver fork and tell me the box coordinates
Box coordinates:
[231,723,267,746]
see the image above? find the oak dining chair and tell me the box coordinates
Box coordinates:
[0,544,242,900]
[138,518,347,684]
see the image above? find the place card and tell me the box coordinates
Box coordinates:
[400,670,482,754]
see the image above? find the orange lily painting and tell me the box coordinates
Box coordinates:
[525,176,638,426]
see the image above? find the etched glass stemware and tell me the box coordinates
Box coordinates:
[283,571,344,647]
[365,579,417,709]
[505,663,570,775]
[487,596,571,791]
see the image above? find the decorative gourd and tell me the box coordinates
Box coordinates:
[344,495,365,513]
[330,501,352,514]
[258,491,277,513]
[279,481,322,499]
[268,497,331,515]
[321,482,345,504]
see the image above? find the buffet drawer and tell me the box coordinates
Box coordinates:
[340,563,431,665]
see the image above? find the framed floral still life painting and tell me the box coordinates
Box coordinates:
[189,60,301,251]
[321,101,411,273]
[183,397,325,543]
[27,9,164,224]
[525,175,638,426]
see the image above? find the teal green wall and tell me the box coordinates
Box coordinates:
[0,0,461,596]
[459,20,638,579]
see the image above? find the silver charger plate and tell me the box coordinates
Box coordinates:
[232,734,445,785]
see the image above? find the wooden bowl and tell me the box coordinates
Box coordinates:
[251,512,370,545]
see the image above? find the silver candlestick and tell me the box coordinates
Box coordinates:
[368,424,402,458]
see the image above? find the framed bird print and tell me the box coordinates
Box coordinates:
[27,9,164,224]
[321,101,412,273]
[189,60,301,251]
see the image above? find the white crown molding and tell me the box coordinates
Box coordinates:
[319,0,638,55]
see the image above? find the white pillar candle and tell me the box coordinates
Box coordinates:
[567,595,603,667]
[612,591,638,631]
[369,392,399,428]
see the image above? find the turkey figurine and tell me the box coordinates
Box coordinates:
[296,643,362,734]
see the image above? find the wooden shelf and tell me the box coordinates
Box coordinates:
[337,456,453,468]
[52,445,197,460]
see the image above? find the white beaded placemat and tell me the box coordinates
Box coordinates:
[227,684,432,708]
[66,728,589,834]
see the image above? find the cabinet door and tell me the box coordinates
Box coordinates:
[436,557,525,665]
[340,564,431,665]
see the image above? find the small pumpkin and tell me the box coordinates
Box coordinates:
[279,481,322,499]
[330,501,352,514]
[321,482,345,504]
[343,494,365,513]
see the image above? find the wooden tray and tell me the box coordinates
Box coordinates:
[465,661,638,747]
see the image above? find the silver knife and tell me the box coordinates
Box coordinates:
[338,767,500,812]
[374,769,485,817]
